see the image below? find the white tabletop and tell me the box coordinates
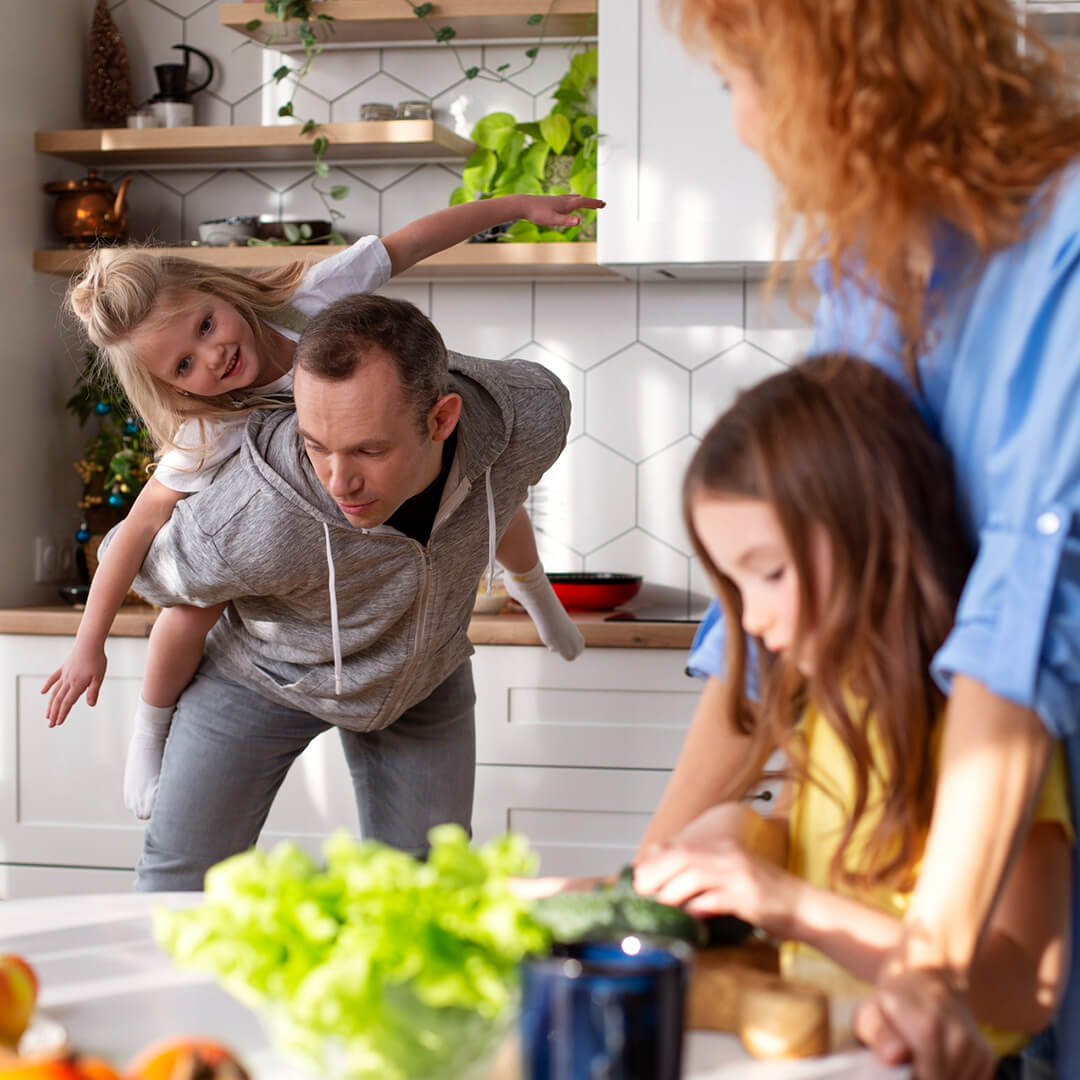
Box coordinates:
[0,894,909,1079]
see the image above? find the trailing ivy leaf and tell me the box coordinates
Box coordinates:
[329,209,345,221]
[435,25,457,43]
[329,184,348,200]
[562,225,581,241]
[503,130,527,173]
[552,87,587,105]
[314,161,331,178]
[278,102,294,117]
[521,141,550,180]
[413,2,434,16]
[312,135,328,156]
[245,18,262,32]
[299,223,313,239]
[537,230,570,242]
[462,147,496,199]
[273,64,291,83]
[470,112,516,154]
[496,63,510,72]
[573,115,597,143]
[539,113,572,155]
[449,185,469,206]
[546,183,571,196]
[504,220,540,242]
[465,66,479,79]
[525,47,539,59]
[494,173,543,196]
[300,119,317,134]
[514,121,542,140]
[316,12,333,20]
[283,222,301,243]
[569,170,596,198]
[527,14,544,26]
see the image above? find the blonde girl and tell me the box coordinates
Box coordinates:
[635,355,1073,1071]
[43,194,597,819]
[639,1,1080,1072]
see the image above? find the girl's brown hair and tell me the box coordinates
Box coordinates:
[68,249,307,454]
[665,0,1080,369]
[684,355,972,889]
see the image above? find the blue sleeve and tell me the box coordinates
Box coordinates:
[686,599,762,698]
[931,224,1080,740]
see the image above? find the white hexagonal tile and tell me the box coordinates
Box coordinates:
[232,78,330,127]
[142,168,217,196]
[345,164,415,192]
[586,530,690,595]
[182,171,278,241]
[186,3,265,104]
[639,280,743,369]
[636,436,699,555]
[375,280,431,314]
[533,281,636,369]
[481,44,571,96]
[531,528,584,573]
[332,71,424,123]
[691,342,787,437]
[196,91,233,127]
[430,282,532,360]
[433,77,534,139]
[586,345,689,462]
[512,343,585,442]
[381,46,483,99]
[745,280,815,363]
[153,0,210,15]
[295,49,381,103]
[109,1,183,110]
[279,168,379,242]
[109,171,183,245]
[380,164,464,234]
[689,558,716,613]
[530,437,635,554]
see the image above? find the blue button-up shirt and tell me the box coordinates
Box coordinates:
[691,162,1080,1066]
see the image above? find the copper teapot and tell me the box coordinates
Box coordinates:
[44,169,133,247]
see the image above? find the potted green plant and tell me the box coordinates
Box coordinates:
[449,47,599,242]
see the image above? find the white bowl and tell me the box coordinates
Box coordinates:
[198,217,257,246]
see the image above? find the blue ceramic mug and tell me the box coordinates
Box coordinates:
[520,936,691,1080]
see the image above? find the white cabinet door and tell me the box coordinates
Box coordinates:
[598,0,780,273]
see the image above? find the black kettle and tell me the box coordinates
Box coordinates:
[153,44,214,103]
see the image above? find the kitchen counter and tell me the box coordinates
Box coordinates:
[0,605,699,649]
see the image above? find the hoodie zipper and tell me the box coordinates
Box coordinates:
[378,541,432,725]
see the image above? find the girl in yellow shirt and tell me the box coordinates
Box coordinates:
[635,354,1073,1063]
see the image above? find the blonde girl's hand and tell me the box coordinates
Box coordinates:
[517,193,606,227]
[41,640,108,727]
[633,838,802,938]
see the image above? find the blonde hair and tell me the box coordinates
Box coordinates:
[664,0,1080,368]
[67,249,307,453]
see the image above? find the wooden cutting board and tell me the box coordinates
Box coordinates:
[689,940,830,1059]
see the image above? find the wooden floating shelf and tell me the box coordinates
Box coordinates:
[220,1,597,45]
[33,243,620,281]
[34,121,472,167]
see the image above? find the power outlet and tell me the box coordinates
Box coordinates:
[34,535,75,584]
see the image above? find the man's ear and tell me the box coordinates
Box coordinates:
[427,392,462,443]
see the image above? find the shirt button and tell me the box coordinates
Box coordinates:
[1036,511,1062,535]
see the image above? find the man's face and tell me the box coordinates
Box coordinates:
[294,347,448,529]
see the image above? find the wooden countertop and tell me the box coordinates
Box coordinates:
[0,606,699,650]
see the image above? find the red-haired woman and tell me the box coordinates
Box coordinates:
[637,2,1080,1076]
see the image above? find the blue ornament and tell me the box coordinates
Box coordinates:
[94,401,111,415]
[75,527,91,544]
[107,492,124,507]
[123,419,139,435]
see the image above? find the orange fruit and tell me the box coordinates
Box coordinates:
[124,1038,247,1080]
[0,1054,118,1080]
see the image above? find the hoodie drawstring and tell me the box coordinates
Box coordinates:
[323,522,343,695]
[484,466,497,594]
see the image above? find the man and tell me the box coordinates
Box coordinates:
[127,293,571,891]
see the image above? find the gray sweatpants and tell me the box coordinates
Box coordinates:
[135,657,476,892]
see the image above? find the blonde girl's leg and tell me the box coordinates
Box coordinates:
[124,602,227,820]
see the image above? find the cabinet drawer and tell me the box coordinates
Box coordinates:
[0,864,135,900]
[473,646,697,769]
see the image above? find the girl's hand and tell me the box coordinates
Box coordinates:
[517,194,606,227]
[41,641,108,727]
[508,874,610,900]
[634,837,803,939]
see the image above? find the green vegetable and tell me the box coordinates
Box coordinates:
[530,866,709,948]
[153,826,551,1080]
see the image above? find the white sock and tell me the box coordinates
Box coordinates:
[502,561,585,661]
[123,697,174,821]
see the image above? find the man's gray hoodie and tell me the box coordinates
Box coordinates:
[129,351,570,731]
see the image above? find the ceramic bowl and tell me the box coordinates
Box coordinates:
[198,216,258,246]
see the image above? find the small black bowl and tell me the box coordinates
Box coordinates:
[58,583,90,607]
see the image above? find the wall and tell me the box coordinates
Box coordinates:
[96,1,814,613]
[1,0,87,606]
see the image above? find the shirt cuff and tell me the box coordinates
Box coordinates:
[932,502,1080,738]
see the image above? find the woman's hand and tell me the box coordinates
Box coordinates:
[633,836,802,939]
[517,193,605,228]
[854,967,998,1080]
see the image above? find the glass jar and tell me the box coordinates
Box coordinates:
[359,102,397,122]
[396,100,433,120]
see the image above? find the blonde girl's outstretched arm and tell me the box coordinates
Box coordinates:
[42,477,186,727]
[379,193,605,275]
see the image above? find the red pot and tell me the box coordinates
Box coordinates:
[546,572,643,611]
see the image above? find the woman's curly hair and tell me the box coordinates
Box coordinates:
[665,0,1080,367]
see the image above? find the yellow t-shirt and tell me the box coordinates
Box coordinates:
[782,700,1073,1057]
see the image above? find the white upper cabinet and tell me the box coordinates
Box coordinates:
[597,0,780,274]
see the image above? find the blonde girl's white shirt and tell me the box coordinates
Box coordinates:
[153,235,392,493]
